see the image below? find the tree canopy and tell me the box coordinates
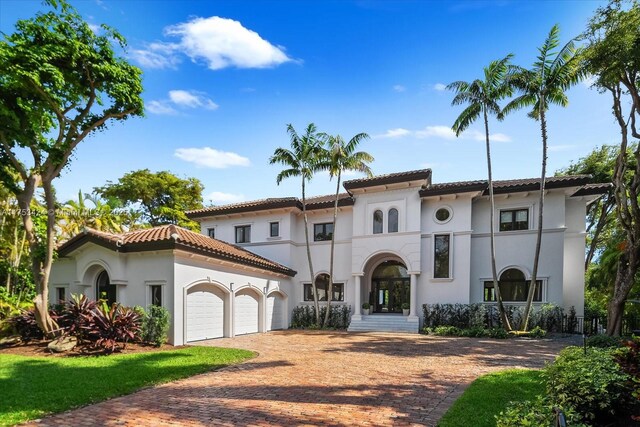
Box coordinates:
[94,169,204,231]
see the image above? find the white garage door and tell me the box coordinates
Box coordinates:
[266,294,284,331]
[234,290,259,335]
[186,285,225,342]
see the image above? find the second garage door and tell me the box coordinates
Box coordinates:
[234,289,259,335]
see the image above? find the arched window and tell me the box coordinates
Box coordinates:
[96,270,116,306]
[388,208,398,233]
[373,210,383,234]
[483,268,542,302]
[303,273,344,302]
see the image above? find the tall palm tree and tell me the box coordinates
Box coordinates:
[270,123,324,325]
[319,132,373,327]
[447,55,514,331]
[503,24,584,331]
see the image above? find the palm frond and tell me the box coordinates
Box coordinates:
[452,103,481,135]
[275,168,300,185]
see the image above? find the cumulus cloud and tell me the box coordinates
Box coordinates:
[207,191,245,204]
[147,90,217,115]
[433,83,447,91]
[374,125,511,142]
[174,147,251,169]
[393,85,406,92]
[132,16,292,70]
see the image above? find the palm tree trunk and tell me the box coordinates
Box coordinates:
[523,106,548,331]
[323,173,341,327]
[302,177,319,325]
[484,110,512,331]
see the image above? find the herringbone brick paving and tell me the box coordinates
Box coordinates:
[25,331,577,426]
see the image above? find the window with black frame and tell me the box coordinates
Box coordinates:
[499,208,529,231]
[434,234,451,278]
[235,225,251,243]
[483,268,542,302]
[314,223,333,241]
[304,274,344,301]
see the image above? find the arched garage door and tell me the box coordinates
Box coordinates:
[266,293,285,331]
[234,289,259,335]
[186,284,225,342]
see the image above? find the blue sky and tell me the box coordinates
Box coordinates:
[0,0,615,205]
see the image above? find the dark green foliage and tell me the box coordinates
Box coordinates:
[528,326,547,338]
[291,305,351,329]
[566,306,578,334]
[544,347,630,423]
[7,309,43,340]
[141,305,170,347]
[587,334,623,348]
[496,396,586,427]
[84,303,142,353]
[422,325,509,339]
[422,303,564,332]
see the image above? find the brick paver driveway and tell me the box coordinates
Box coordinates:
[29,331,578,426]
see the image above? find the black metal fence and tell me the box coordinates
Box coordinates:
[567,314,640,335]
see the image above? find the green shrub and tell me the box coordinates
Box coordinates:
[290,305,351,329]
[528,326,547,338]
[141,305,170,347]
[566,306,578,334]
[422,325,509,339]
[496,396,587,427]
[587,334,622,348]
[487,327,509,339]
[432,325,462,336]
[544,346,629,423]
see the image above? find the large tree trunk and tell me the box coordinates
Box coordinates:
[16,175,58,335]
[484,111,512,331]
[323,173,341,327]
[301,177,319,325]
[522,105,548,332]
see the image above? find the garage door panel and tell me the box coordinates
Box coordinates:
[234,290,259,335]
[186,286,224,342]
[266,294,284,331]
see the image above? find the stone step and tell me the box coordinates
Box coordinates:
[348,315,420,333]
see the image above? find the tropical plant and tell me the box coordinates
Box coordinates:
[448,55,514,331]
[270,123,325,326]
[503,24,584,331]
[57,293,98,342]
[318,132,373,327]
[58,190,124,239]
[582,0,640,336]
[84,303,142,353]
[0,0,144,335]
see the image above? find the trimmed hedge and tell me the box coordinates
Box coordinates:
[291,304,351,329]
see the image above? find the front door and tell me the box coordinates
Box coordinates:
[373,278,409,313]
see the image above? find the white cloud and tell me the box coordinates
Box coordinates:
[415,125,457,140]
[374,125,511,142]
[146,100,178,115]
[168,90,218,110]
[206,191,245,204]
[132,16,292,70]
[393,85,406,92]
[434,83,447,91]
[174,147,251,169]
[375,128,412,139]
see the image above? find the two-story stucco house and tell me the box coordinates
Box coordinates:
[49,169,608,345]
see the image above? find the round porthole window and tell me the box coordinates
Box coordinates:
[434,207,452,223]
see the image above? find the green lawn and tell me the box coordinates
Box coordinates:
[0,346,254,426]
[438,369,544,427]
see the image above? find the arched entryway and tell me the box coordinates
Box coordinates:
[370,260,409,314]
[96,270,116,306]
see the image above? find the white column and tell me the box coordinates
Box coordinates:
[352,274,362,320]
[409,272,419,319]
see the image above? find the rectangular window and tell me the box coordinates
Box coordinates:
[235,225,251,243]
[434,234,451,279]
[207,228,215,238]
[151,285,162,306]
[270,221,280,237]
[483,280,542,302]
[303,283,344,301]
[313,222,334,241]
[56,287,66,303]
[499,208,529,231]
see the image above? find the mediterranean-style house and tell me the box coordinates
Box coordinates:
[48,169,608,345]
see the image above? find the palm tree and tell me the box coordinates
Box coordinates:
[59,190,123,239]
[270,123,324,326]
[447,55,514,331]
[319,132,373,327]
[503,24,584,331]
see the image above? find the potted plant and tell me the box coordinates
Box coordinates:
[362,302,372,315]
[402,303,410,316]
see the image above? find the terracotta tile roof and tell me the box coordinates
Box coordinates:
[570,182,613,197]
[419,175,601,197]
[343,169,431,191]
[58,225,296,277]
[186,194,354,219]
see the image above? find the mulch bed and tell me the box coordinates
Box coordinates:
[0,340,184,357]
